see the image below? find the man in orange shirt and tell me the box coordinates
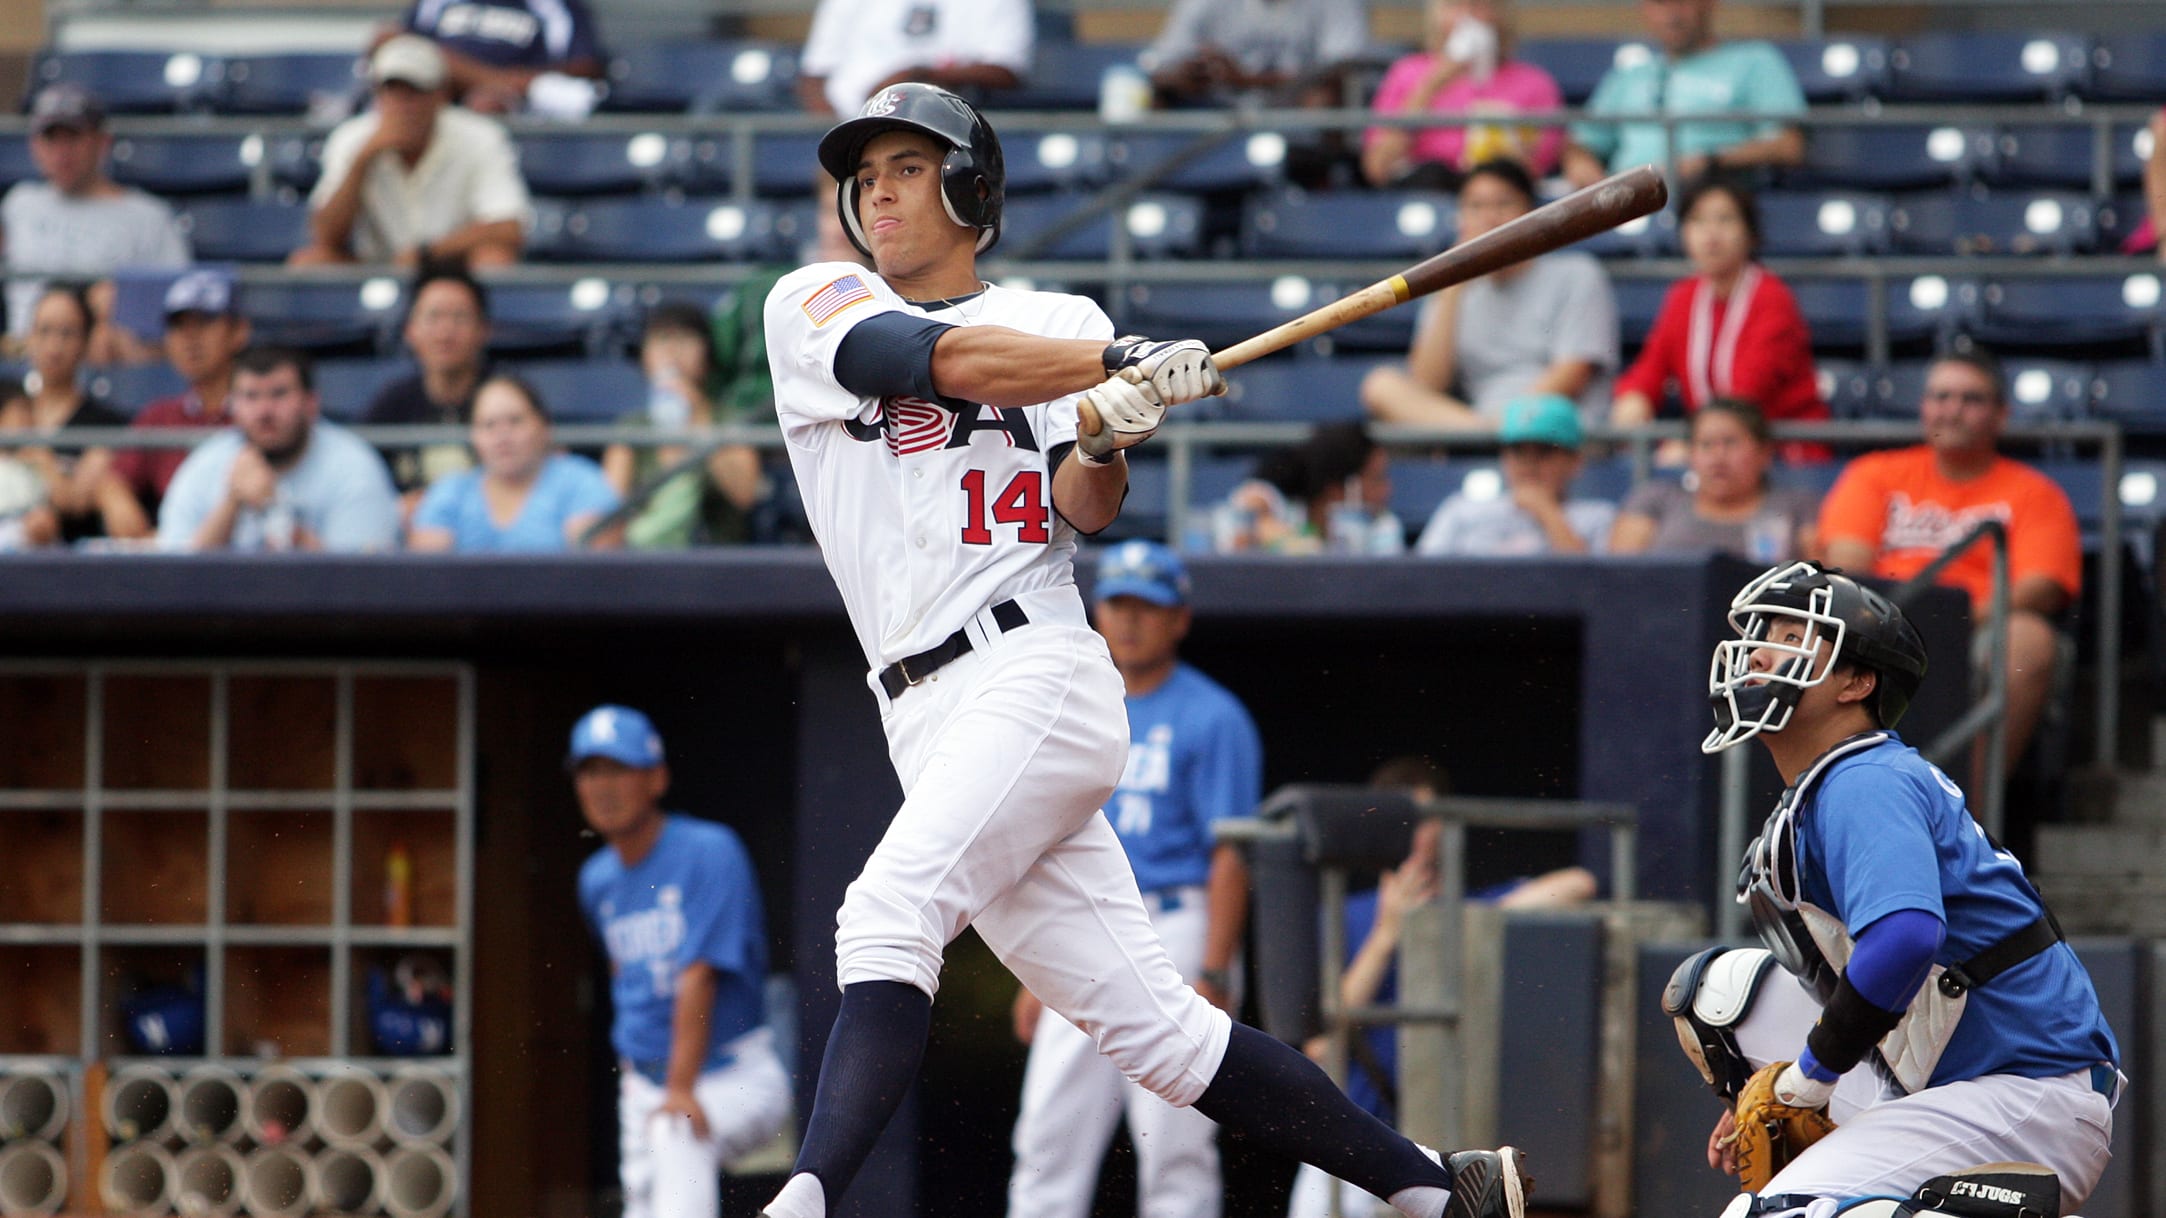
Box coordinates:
[1817,350,2080,780]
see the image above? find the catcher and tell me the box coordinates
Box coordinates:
[1669,561,2120,1215]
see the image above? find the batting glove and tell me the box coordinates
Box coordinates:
[1102,335,1226,405]
[1075,376,1166,465]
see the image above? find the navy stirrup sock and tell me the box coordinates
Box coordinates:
[1193,1023,1454,1200]
[792,979,935,1203]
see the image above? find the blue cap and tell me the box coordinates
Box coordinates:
[1498,393,1583,449]
[164,268,238,318]
[567,704,665,770]
[1095,539,1189,607]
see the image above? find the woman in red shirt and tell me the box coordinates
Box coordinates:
[1611,176,1829,462]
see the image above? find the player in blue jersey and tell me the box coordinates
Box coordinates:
[1006,539,1263,1218]
[1667,562,2119,1215]
[573,705,793,1218]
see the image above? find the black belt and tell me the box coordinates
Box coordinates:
[1936,911,2063,998]
[879,599,1028,699]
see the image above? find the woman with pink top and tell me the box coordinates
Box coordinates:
[1360,0,1564,189]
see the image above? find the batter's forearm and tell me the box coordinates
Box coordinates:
[665,963,719,1092]
[1052,449,1126,534]
[930,328,1110,407]
[1202,844,1249,972]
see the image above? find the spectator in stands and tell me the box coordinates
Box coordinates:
[0,286,148,546]
[115,270,252,512]
[365,267,492,506]
[602,302,770,548]
[1360,0,1564,189]
[1559,0,1805,188]
[1141,0,1371,109]
[409,373,620,551]
[1817,351,2080,780]
[1362,160,1617,429]
[1415,393,1614,555]
[1606,397,1818,560]
[1213,421,1402,554]
[157,346,401,552]
[1608,176,1828,463]
[0,84,191,359]
[291,36,531,270]
[796,0,1032,116]
[395,0,607,116]
[2125,110,2166,260]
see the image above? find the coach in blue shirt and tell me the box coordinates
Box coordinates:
[1008,540,1265,1218]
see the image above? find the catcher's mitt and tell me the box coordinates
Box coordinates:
[1726,1061,1836,1192]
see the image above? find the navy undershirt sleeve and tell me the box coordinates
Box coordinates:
[833,312,955,400]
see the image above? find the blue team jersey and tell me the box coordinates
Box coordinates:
[1798,735,2117,1085]
[579,815,768,1069]
[1107,663,1263,892]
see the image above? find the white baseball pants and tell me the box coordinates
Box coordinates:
[617,1028,793,1218]
[1287,1161,1393,1218]
[1009,886,1223,1218]
[839,593,1234,1108]
[1731,975,2116,1214]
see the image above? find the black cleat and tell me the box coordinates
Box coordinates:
[1442,1146,1529,1218]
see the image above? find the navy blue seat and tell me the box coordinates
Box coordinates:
[1863,360,1931,421]
[1815,357,1876,419]
[2091,360,2166,435]
[1883,32,2089,102]
[1783,124,1978,191]
[1389,458,1502,530]
[487,280,627,356]
[2000,357,2096,422]
[1100,453,1170,542]
[1514,38,1628,105]
[313,357,408,422]
[1222,357,1386,423]
[1116,278,1322,352]
[86,364,187,414]
[1790,275,1959,354]
[1572,207,1672,259]
[1003,131,1111,195]
[2114,122,2151,189]
[28,50,218,113]
[1969,273,2162,355]
[1982,125,2102,189]
[747,133,826,196]
[989,42,1148,111]
[178,198,311,263]
[240,280,406,355]
[502,359,646,423]
[1755,190,1887,257]
[218,52,361,115]
[1116,194,1208,258]
[1242,189,1453,260]
[2085,33,2166,101]
[999,193,1120,260]
[603,41,798,113]
[1111,131,1291,195]
[264,134,325,191]
[519,132,675,197]
[1887,189,2096,257]
[547,198,786,263]
[0,135,37,192]
[1775,37,1889,103]
[107,133,257,196]
[1612,278,1670,351]
[2098,192,2149,254]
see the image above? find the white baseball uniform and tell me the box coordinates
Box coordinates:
[801,0,1034,116]
[764,263,1235,1109]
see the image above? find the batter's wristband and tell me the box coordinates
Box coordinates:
[1103,336,1147,374]
[1805,971,1904,1075]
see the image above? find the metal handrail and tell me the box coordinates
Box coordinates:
[1894,519,2014,837]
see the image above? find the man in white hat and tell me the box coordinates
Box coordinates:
[291,34,531,269]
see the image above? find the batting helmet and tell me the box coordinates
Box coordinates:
[817,82,1004,257]
[1704,560,1928,753]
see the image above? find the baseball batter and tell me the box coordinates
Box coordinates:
[759,82,1527,1218]
[1007,539,1262,1218]
[1672,561,2119,1214]
[571,705,793,1218]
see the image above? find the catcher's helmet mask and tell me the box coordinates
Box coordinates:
[1705,560,1929,753]
[819,82,1005,257]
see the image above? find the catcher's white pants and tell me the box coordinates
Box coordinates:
[617,1028,793,1218]
[1287,1162,1393,1218]
[1008,887,1223,1218]
[1731,976,2115,1214]
[839,597,1234,1107]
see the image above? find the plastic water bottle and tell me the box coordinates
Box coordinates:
[1099,63,1152,124]
[1746,512,1790,563]
[647,377,692,431]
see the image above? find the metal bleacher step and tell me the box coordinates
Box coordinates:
[2030,713,2166,935]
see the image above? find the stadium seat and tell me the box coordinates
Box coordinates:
[312,356,408,421]
[2085,32,2166,101]
[1110,131,1291,195]
[27,49,218,113]
[1514,38,1630,105]
[1221,356,1389,423]
[748,132,826,196]
[1791,275,1961,354]
[1815,357,1876,419]
[519,132,676,197]
[2000,357,2096,422]
[1389,457,1501,529]
[486,279,628,357]
[1887,189,2096,257]
[1612,277,1670,351]
[217,52,361,115]
[1116,278,1322,351]
[602,41,798,113]
[1755,190,1887,257]
[2098,191,2149,254]
[502,358,646,422]
[989,41,1149,111]
[86,363,186,414]
[1572,207,1673,259]
[264,134,325,191]
[1883,32,2090,102]
[2092,360,2166,435]
[1981,124,2102,189]
[177,197,311,263]
[1774,37,1890,104]
[240,278,406,355]
[544,198,788,263]
[1863,360,1931,421]
[0,135,36,193]
[2115,121,2152,188]
[107,133,258,196]
[1002,192,1204,260]
[1242,189,1453,260]
[1969,273,2163,356]
[1003,131,1112,195]
[1783,124,1979,191]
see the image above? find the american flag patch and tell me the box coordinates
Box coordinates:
[802,274,874,326]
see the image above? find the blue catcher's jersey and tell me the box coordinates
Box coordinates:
[1798,735,2118,1085]
[1107,663,1263,893]
[580,815,769,1068]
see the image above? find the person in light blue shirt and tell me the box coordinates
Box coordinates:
[571,704,791,1218]
[1561,0,1804,187]
[1008,539,1264,1218]
[408,372,621,552]
[156,346,401,552]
